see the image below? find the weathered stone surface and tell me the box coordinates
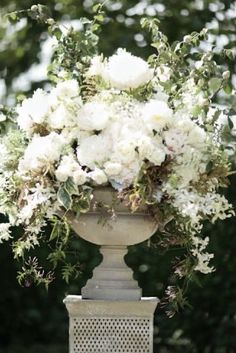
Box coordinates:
[64,296,159,353]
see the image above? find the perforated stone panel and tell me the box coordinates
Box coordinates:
[71,317,151,353]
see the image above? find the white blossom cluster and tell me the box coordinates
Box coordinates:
[0,48,234,275]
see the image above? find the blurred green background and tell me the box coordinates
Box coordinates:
[0,1,236,352]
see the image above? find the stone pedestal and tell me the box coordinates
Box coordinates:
[64,295,158,353]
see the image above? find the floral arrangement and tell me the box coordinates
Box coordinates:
[0,5,235,312]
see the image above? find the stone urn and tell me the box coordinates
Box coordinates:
[66,187,158,301]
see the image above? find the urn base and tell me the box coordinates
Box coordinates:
[81,245,142,301]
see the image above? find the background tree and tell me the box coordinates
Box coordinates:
[0,1,235,352]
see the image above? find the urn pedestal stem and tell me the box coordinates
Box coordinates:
[82,245,142,301]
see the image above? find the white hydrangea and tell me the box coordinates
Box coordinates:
[137,135,166,165]
[99,48,153,90]
[77,134,111,169]
[142,100,173,132]
[78,102,110,131]
[19,132,65,172]
[109,159,142,190]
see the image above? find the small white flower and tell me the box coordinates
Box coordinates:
[0,113,6,122]
[156,65,171,82]
[102,48,153,90]
[0,223,12,243]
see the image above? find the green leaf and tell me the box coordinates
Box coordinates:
[6,12,19,23]
[208,77,222,94]
[57,187,72,210]
[206,160,214,174]
[49,220,61,241]
[223,49,234,60]
[223,83,232,95]
[228,117,234,130]
[64,177,78,195]
[47,250,66,268]
[93,4,102,13]
[62,264,79,283]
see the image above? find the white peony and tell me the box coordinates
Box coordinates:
[17,89,51,131]
[142,100,173,132]
[87,55,105,77]
[101,48,153,90]
[78,102,110,131]
[19,132,65,172]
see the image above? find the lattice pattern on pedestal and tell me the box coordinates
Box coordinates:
[71,317,151,353]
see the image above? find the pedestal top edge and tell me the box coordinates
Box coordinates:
[64,295,159,304]
[63,295,159,317]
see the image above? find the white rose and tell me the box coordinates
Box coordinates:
[104,161,122,176]
[114,140,137,163]
[78,102,110,131]
[73,169,87,185]
[102,48,153,90]
[88,168,108,185]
